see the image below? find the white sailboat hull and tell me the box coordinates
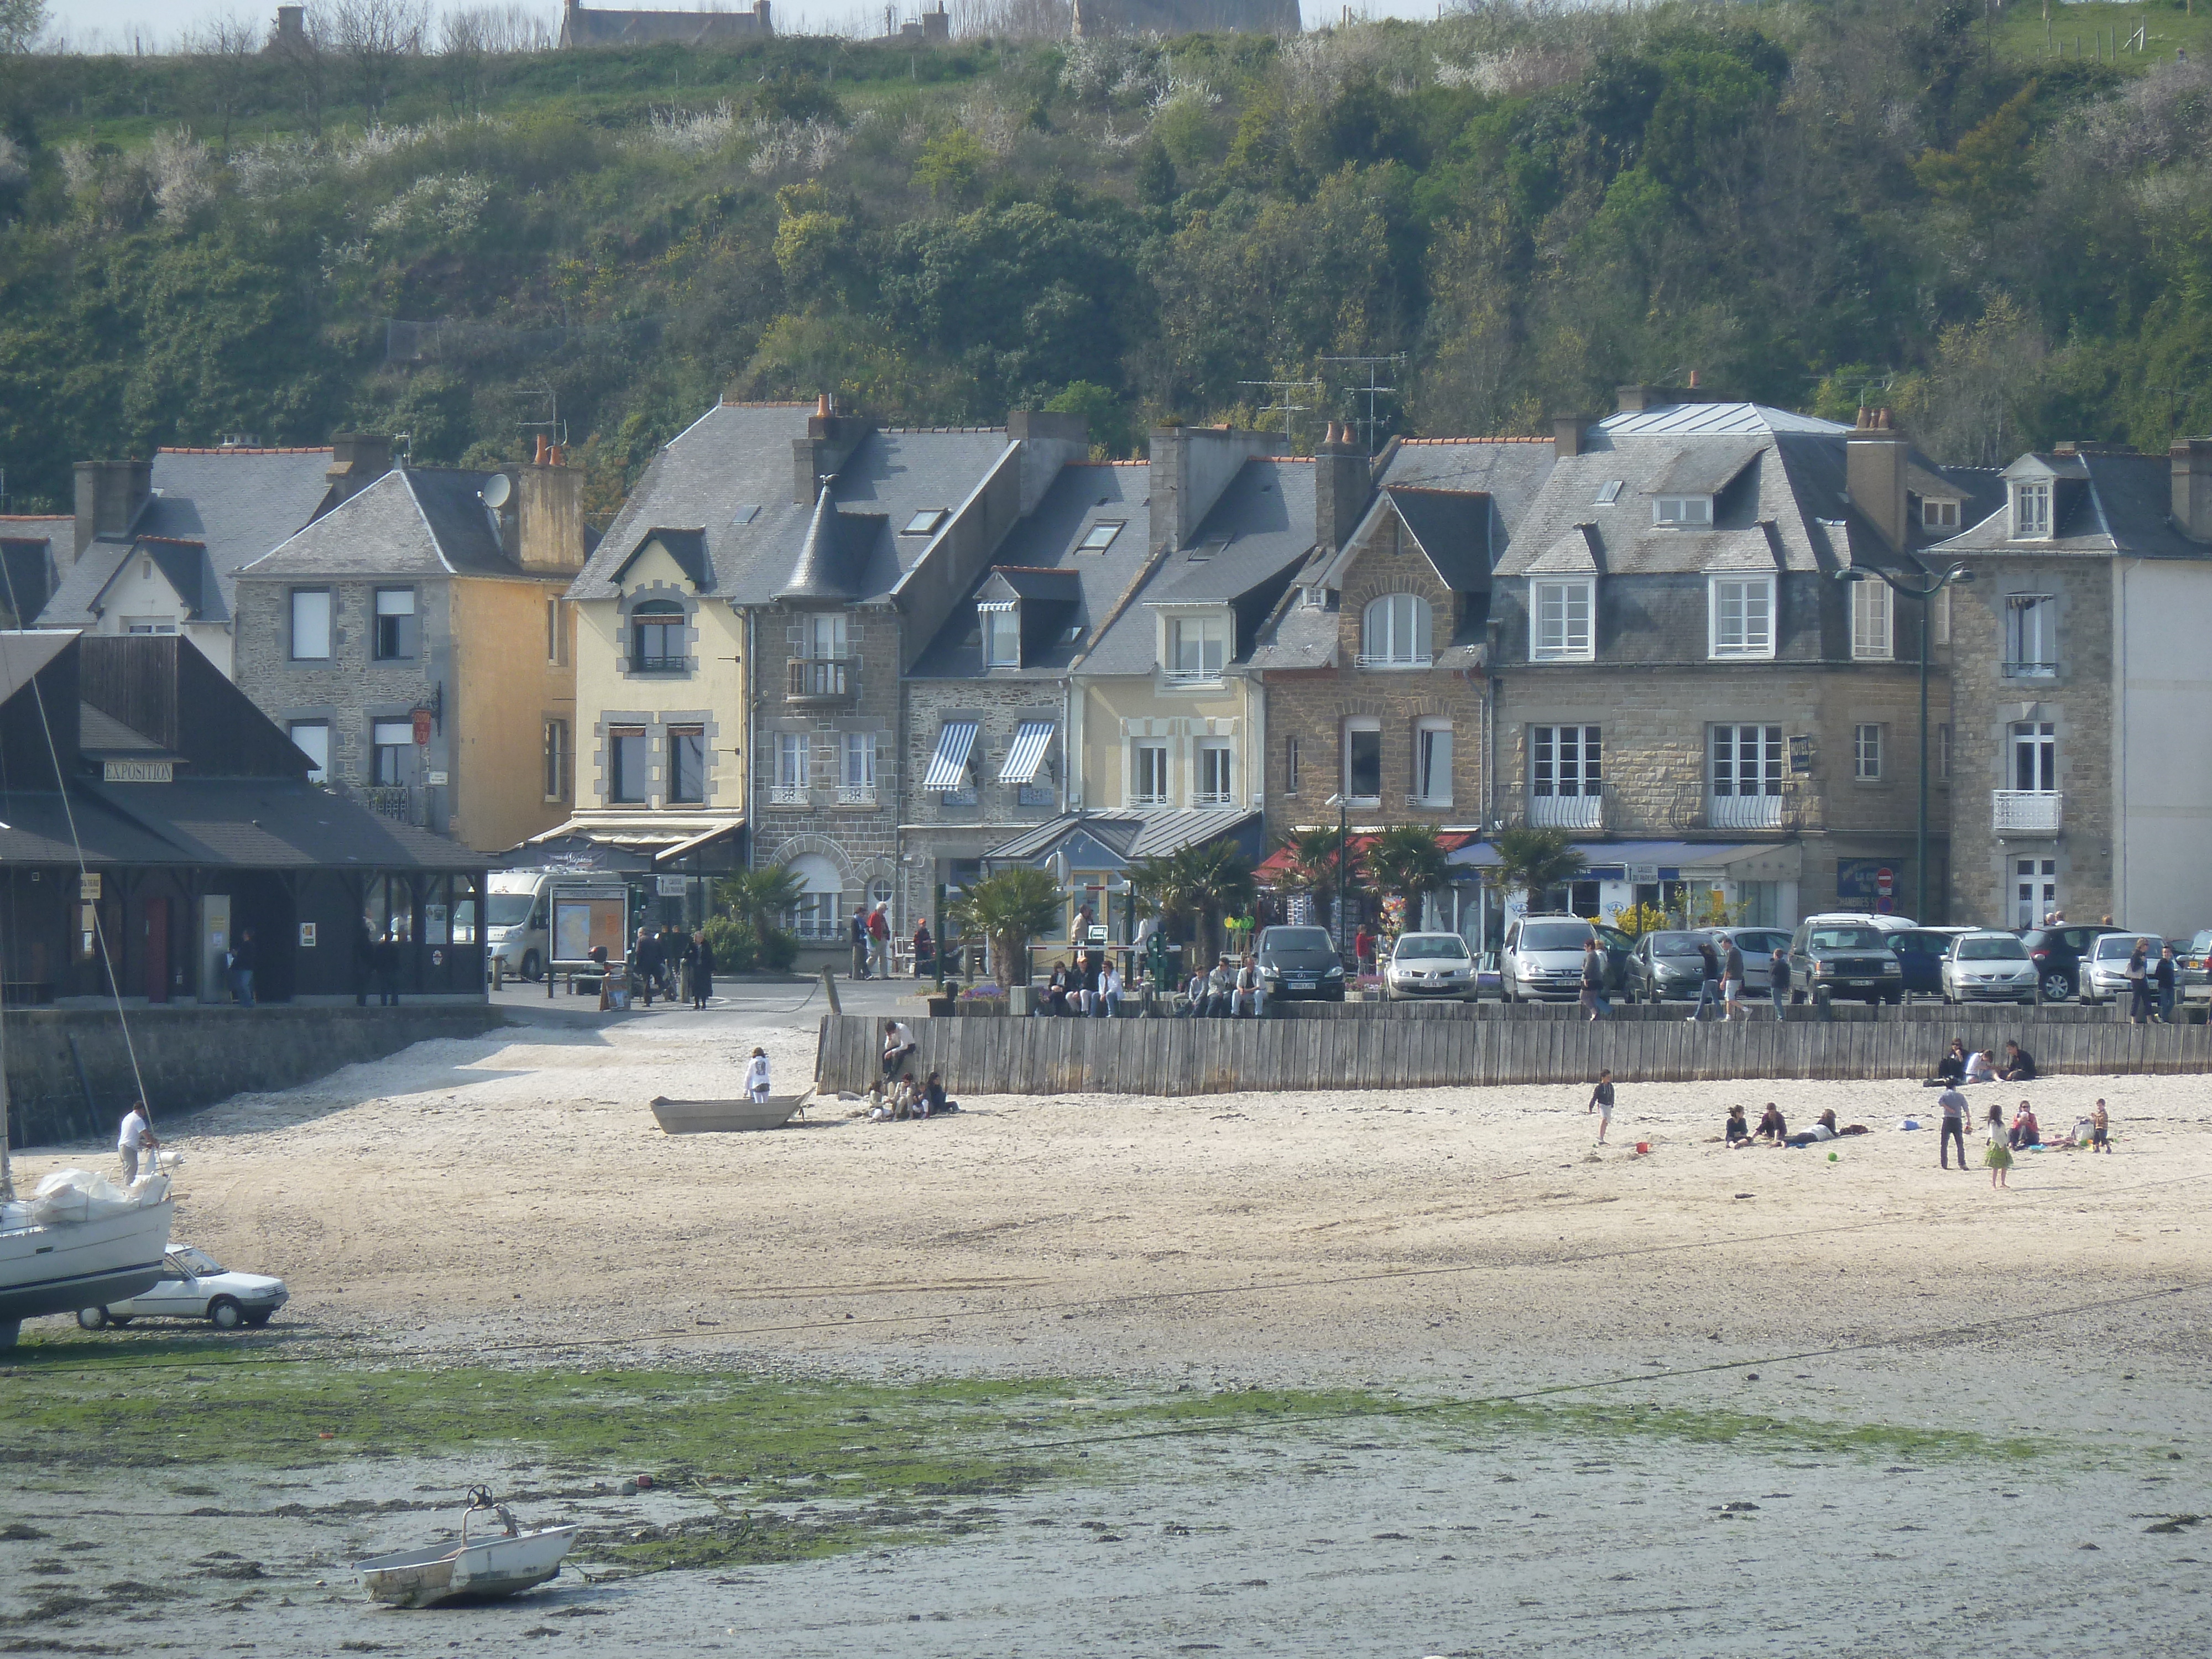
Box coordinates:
[0,1187,175,1325]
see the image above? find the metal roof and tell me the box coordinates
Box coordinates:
[1597,402,1851,438]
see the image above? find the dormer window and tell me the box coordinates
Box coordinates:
[1165,614,1228,680]
[902,509,948,536]
[980,603,1020,668]
[2012,482,2051,539]
[1654,496,1713,527]
[1921,498,1959,530]
[1076,520,1123,552]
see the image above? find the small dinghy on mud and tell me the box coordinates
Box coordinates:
[649,1094,804,1134]
[355,1488,579,1608]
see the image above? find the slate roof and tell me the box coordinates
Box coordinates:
[774,490,889,604]
[1931,451,2207,561]
[77,703,174,757]
[1080,457,1316,678]
[237,467,525,581]
[0,517,66,624]
[909,462,1154,679]
[1384,486,1492,593]
[40,447,336,629]
[1379,437,1557,533]
[87,778,483,870]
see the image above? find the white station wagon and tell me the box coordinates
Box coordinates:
[78,1244,289,1331]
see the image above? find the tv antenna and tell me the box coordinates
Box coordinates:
[1238,378,1324,450]
[1321,353,1407,452]
[515,385,568,448]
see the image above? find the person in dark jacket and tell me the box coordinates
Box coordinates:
[1688,939,1723,1022]
[229,927,257,1007]
[372,930,400,1006]
[634,926,661,1007]
[1999,1040,2036,1082]
[690,930,712,1009]
[912,921,935,980]
[850,910,872,980]
[2156,942,2178,1023]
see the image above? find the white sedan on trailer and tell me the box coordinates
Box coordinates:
[78,1245,289,1331]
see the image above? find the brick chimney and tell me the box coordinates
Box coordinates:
[517,449,585,574]
[2171,440,2212,541]
[1845,406,1911,554]
[325,431,393,507]
[1553,415,1588,458]
[791,393,871,505]
[72,458,153,559]
[1315,422,1371,555]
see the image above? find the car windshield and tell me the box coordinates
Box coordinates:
[1520,922,1592,951]
[1959,936,2028,961]
[1808,927,1887,951]
[1262,928,1334,952]
[170,1246,222,1276]
[2093,936,2149,960]
[2192,931,2212,952]
[1648,932,1704,955]
[486,894,535,928]
[1395,934,1469,961]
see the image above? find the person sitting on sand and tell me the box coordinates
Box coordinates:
[1780,1108,1840,1148]
[2008,1102,2042,1150]
[1927,1039,1968,1088]
[1754,1104,1787,1144]
[1999,1040,2037,1083]
[924,1071,953,1117]
[1964,1049,1999,1084]
[1725,1104,1754,1147]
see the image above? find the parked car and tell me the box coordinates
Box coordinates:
[2179,929,2212,1001]
[1940,931,2038,1005]
[2015,925,2124,1003]
[1787,916,1906,1005]
[1254,925,1347,1001]
[77,1244,288,1331]
[1500,915,1600,1002]
[1626,930,1712,1003]
[1707,927,1793,994]
[2079,932,2163,1005]
[1384,932,1478,1001]
[1890,927,1976,999]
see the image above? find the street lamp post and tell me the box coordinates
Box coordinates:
[1834,562,1975,921]
[1324,792,1349,961]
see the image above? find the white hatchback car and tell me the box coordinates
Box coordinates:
[1385,932,1477,1001]
[79,1245,289,1331]
[1940,931,2038,1005]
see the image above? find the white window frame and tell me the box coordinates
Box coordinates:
[982,607,1021,668]
[1709,574,1775,659]
[1850,577,1892,661]
[1358,592,1433,668]
[1076,520,1123,552]
[373,586,418,662]
[289,719,330,785]
[1654,495,1713,527]
[123,617,177,634]
[2012,481,2051,539]
[1164,614,1229,681]
[841,732,877,804]
[1933,583,1952,646]
[2015,857,2057,930]
[2011,721,2056,794]
[1194,742,1234,806]
[546,597,569,666]
[808,612,848,659]
[1709,724,1784,799]
[290,588,332,661]
[1344,716,1382,806]
[773,732,809,804]
[2005,594,2056,678]
[1530,578,1594,661]
[1853,722,1882,781]
[1133,742,1171,806]
[1414,718,1453,807]
[1531,725,1601,798]
[1921,498,1960,530]
[1938,723,1951,782]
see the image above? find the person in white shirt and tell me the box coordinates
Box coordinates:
[117,1100,159,1185]
[744,1047,771,1104]
[1100,964,1123,1018]
[882,1019,917,1078]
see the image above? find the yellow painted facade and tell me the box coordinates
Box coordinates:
[449,575,577,852]
[1072,671,1262,815]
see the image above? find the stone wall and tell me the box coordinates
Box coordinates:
[1945,555,2114,927]
[899,675,1067,926]
[5,1004,506,1148]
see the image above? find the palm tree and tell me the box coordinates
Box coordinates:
[1365,824,1452,932]
[947,866,1062,988]
[719,865,806,938]
[1277,824,1352,927]
[1130,839,1257,964]
[1492,827,1588,912]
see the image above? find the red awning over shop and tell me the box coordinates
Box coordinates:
[1254,831,1476,884]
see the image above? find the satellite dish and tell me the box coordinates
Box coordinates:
[480,473,513,510]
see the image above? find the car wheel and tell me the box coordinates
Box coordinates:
[208,1298,244,1331]
[521,950,543,982]
[2042,972,2072,1003]
[244,1309,274,1328]
[76,1306,109,1331]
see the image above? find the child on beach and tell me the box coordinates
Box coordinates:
[1985,1122,2013,1187]
[1725,1104,1753,1146]
[1588,1071,1615,1145]
[2091,1098,2112,1153]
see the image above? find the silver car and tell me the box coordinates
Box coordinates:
[1940,931,2037,1005]
[2079,933,2159,1005]
[1384,932,1477,1001]
[78,1244,289,1331]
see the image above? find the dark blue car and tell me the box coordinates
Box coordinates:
[1889,928,1972,998]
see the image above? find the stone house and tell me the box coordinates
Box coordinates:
[1481,393,2000,930]
[1931,441,2212,933]
[39,439,385,677]
[232,453,583,854]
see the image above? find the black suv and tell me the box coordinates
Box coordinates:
[1786,917,1905,1005]
[2016,925,2124,1003]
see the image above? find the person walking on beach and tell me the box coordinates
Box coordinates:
[1588,1070,1615,1145]
[117,1100,158,1185]
[2156,943,2178,1023]
[1937,1084,1970,1170]
[1688,937,1722,1022]
[1721,935,1746,1022]
[744,1046,771,1104]
[2126,937,2153,1025]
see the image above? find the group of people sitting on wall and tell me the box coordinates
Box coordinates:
[1041,952,1125,1017]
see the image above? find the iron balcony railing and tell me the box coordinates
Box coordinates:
[364,785,412,822]
[1528,792,1603,830]
[1992,790,2063,833]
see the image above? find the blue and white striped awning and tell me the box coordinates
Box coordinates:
[922,720,979,790]
[999,720,1056,784]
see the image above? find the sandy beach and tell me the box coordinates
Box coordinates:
[14,1006,2208,1385]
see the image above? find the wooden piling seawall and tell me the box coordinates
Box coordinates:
[815,1008,2212,1098]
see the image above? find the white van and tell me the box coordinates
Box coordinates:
[483,870,555,980]
[1500,914,1598,1003]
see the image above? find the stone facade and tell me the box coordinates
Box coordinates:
[1943,556,2115,929]
[899,675,1066,926]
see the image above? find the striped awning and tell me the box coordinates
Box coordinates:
[922,720,979,790]
[999,720,1056,784]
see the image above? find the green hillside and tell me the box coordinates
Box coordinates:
[1,2,2205,522]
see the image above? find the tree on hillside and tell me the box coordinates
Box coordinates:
[1364,824,1452,932]
[0,0,47,54]
[947,866,1061,988]
[186,13,265,159]
[330,0,427,118]
[1493,828,1587,914]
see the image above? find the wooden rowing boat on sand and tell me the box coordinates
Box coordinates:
[649,1094,804,1134]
